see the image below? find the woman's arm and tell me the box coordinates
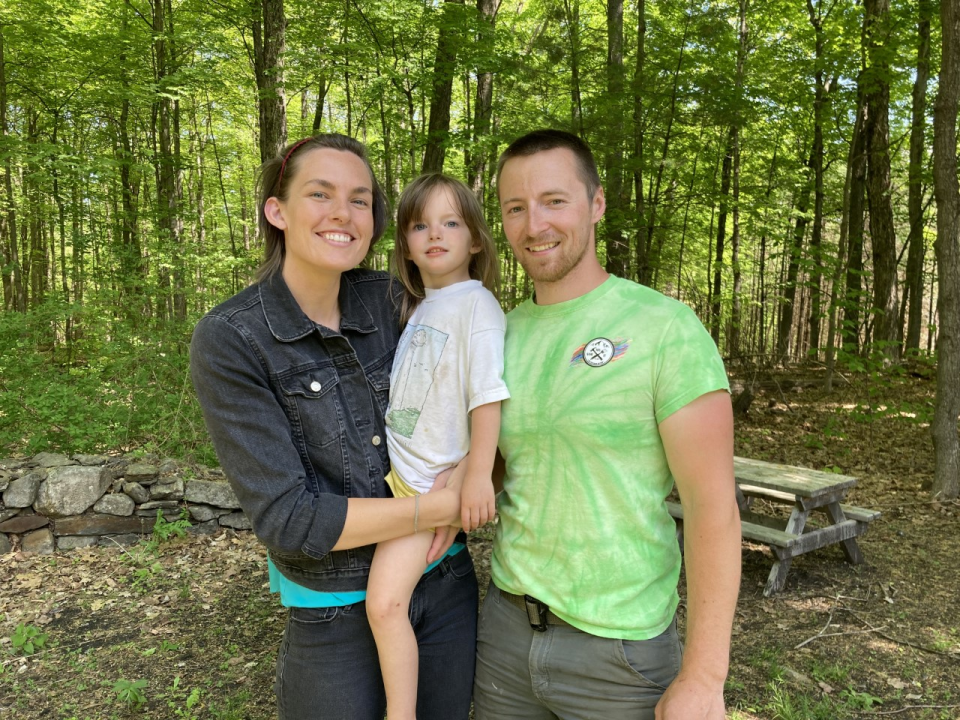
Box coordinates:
[333,489,461,551]
[460,401,501,531]
[191,316,459,558]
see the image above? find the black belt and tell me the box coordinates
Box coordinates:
[498,587,573,631]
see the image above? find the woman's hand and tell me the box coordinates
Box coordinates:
[426,462,466,563]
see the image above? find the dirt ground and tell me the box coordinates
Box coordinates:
[1,366,958,719]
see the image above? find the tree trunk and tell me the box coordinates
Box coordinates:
[603,0,628,277]
[806,0,830,360]
[255,0,287,163]
[422,0,465,173]
[727,0,748,357]
[843,89,868,354]
[153,0,185,321]
[777,149,814,362]
[676,121,706,303]
[562,0,584,136]
[826,105,864,391]
[711,126,734,344]
[757,135,780,358]
[0,23,23,311]
[311,71,328,133]
[905,0,933,351]
[631,0,646,283]
[467,0,497,198]
[931,0,960,500]
[639,14,690,287]
[863,0,901,363]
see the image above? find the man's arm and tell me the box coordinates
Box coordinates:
[656,390,741,720]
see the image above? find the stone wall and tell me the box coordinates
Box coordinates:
[0,453,251,555]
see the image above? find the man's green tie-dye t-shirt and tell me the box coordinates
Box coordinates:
[493,275,729,641]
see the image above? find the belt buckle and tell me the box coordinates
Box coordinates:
[524,594,549,632]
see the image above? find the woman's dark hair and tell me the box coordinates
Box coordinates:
[255,134,390,282]
[393,173,500,324]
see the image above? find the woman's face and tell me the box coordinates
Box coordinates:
[265,148,376,280]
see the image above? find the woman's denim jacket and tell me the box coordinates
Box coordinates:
[190,269,402,592]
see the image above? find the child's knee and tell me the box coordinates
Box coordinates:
[365,591,409,626]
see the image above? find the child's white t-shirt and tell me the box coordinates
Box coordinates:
[385,280,510,493]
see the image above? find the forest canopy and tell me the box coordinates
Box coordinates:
[0,0,957,500]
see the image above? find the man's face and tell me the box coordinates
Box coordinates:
[498,147,605,286]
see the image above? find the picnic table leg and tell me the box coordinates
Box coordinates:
[825,502,864,564]
[763,550,792,597]
[761,505,810,596]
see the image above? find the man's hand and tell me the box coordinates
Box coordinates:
[460,472,496,532]
[655,673,725,720]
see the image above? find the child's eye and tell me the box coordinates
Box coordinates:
[445,220,459,228]
[412,222,427,231]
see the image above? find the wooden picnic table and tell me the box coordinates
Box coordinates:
[667,456,880,596]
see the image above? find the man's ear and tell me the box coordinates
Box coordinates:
[591,186,606,224]
[263,197,287,231]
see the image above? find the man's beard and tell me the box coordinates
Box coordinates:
[517,232,590,284]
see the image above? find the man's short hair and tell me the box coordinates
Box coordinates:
[496,129,602,200]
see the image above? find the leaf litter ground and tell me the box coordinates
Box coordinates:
[1,367,958,719]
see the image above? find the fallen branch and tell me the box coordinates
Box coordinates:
[843,608,960,660]
[857,704,960,716]
[795,625,887,650]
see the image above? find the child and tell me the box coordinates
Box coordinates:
[366,173,509,720]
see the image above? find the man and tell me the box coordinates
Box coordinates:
[473,129,741,719]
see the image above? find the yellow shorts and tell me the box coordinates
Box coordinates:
[384,469,434,532]
[384,469,420,498]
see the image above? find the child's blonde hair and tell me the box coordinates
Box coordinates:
[392,173,500,324]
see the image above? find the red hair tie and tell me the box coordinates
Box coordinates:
[277,138,313,191]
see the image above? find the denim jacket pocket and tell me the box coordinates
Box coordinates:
[279,367,343,449]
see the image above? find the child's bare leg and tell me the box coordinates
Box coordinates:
[367,529,435,720]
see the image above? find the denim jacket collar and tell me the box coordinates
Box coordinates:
[259,272,378,342]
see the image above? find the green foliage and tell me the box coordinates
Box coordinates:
[0,301,217,463]
[839,688,883,710]
[10,623,48,656]
[166,676,202,719]
[108,678,148,709]
[153,509,193,543]
[766,681,840,720]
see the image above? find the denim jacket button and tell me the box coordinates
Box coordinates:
[371,435,382,446]
[310,381,322,392]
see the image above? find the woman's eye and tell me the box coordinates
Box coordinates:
[352,198,369,207]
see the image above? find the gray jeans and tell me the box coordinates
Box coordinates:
[473,584,682,720]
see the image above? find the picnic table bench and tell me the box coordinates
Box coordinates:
[666,457,880,596]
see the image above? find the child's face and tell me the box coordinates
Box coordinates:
[405,187,480,290]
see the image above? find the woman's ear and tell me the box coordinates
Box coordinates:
[264,197,287,230]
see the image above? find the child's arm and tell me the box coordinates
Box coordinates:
[461,401,501,532]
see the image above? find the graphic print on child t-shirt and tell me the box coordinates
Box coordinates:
[386,324,449,438]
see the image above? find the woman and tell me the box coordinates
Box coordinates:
[190,134,477,719]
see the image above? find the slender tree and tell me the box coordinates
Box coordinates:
[863,0,901,363]
[422,0,465,173]
[931,0,960,500]
[603,0,629,277]
[904,0,933,352]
